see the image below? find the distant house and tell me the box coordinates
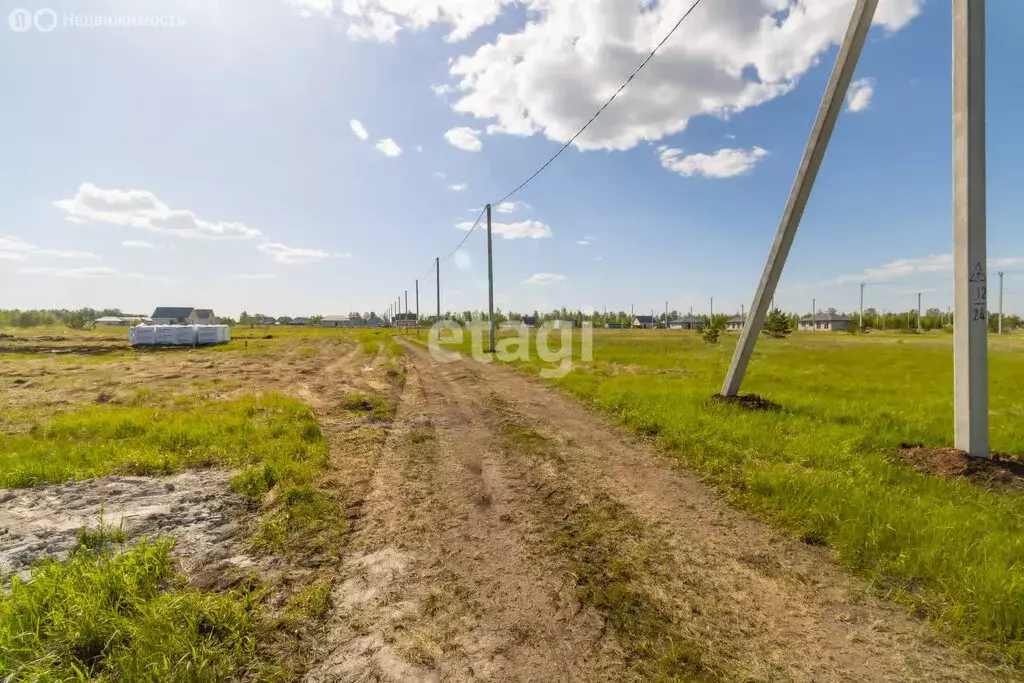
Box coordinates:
[520,315,537,328]
[321,315,349,328]
[500,319,530,330]
[192,309,217,325]
[799,312,851,332]
[726,316,746,331]
[668,315,706,331]
[94,316,130,326]
[632,315,656,329]
[392,313,418,326]
[150,307,195,325]
[290,317,310,326]
[548,320,574,330]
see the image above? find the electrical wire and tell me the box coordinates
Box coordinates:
[442,206,487,261]
[492,0,705,207]
[414,0,705,290]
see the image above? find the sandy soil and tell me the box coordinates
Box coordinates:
[0,471,252,580]
[306,341,1002,682]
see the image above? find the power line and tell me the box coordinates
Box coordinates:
[492,0,705,207]
[442,206,487,261]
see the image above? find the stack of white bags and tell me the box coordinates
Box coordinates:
[129,325,231,347]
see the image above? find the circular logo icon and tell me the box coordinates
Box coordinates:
[34,8,57,32]
[8,8,33,32]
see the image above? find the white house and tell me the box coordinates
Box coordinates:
[668,315,706,331]
[150,307,217,325]
[798,312,851,331]
[94,316,130,326]
[632,315,656,329]
[726,316,746,331]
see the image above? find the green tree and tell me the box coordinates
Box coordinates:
[763,308,791,338]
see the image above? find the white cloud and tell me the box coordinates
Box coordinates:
[436,0,922,151]
[523,272,565,285]
[54,183,262,240]
[495,201,525,214]
[659,146,768,178]
[375,138,402,157]
[595,256,603,261]
[341,0,514,43]
[577,240,590,246]
[17,266,121,279]
[837,254,953,284]
[286,0,334,18]
[456,219,552,239]
[122,240,156,249]
[416,145,424,152]
[350,119,370,140]
[447,183,468,192]
[846,77,874,112]
[434,171,448,179]
[444,126,482,152]
[839,253,1024,284]
[0,234,98,261]
[228,273,278,281]
[258,242,350,264]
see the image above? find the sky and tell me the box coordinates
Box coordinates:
[1,0,1023,319]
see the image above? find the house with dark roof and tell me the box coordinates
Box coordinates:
[150,307,195,325]
[798,312,851,331]
[392,313,418,325]
[632,315,656,329]
[192,309,217,325]
[668,315,706,331]
[726,315,746,331]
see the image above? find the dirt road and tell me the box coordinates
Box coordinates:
[308,341,998,682]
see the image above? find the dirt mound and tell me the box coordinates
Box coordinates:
[897,445,1024,492]
[709,393,781,411]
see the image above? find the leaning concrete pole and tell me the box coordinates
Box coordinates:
[486,203,495,353]
[721,0,877,397]
[953,0,988,456]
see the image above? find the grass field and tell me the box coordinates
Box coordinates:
[0,328,401,680]
[439,328,1024,664]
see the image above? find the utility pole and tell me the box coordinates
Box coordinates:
[953,0,988,456]
[721,0,876,397]
[710,297,714,321]
[665,300,669,327]
[998,271,1004,334]
[486,203,495,353]
[404,290,409,331]
[812,298,816,316]
[436,257,441,323]
[860,282,865,330]
[917,292,922,333]
[415,279,420,334]
[882,309,886,331]
[741,303,745,319]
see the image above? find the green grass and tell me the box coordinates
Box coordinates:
[0,539,262,682]
[0,393,325,489]
[458,329,1024,666]
[340,391,394,422]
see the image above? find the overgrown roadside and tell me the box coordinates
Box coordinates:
[0,333,407,681]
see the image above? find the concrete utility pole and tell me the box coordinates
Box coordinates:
[812,298,816,316]
[404,290,409,330]
[665,300,669,324]
[436,257,441,323]
[710,297,714,321]
[921,290,929,333]
[721,0,877,397]
[860,282,865,330]
[953,0,988,457]
[415,279,420,333]
[998,271,1004,334]
[486,203,495,353]
[741,303,745,319]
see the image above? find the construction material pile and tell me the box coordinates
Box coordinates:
[128,325,231,346]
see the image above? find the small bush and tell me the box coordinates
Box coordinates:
[701,326,720,344]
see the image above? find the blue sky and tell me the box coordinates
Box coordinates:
[1,0,1022,319]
